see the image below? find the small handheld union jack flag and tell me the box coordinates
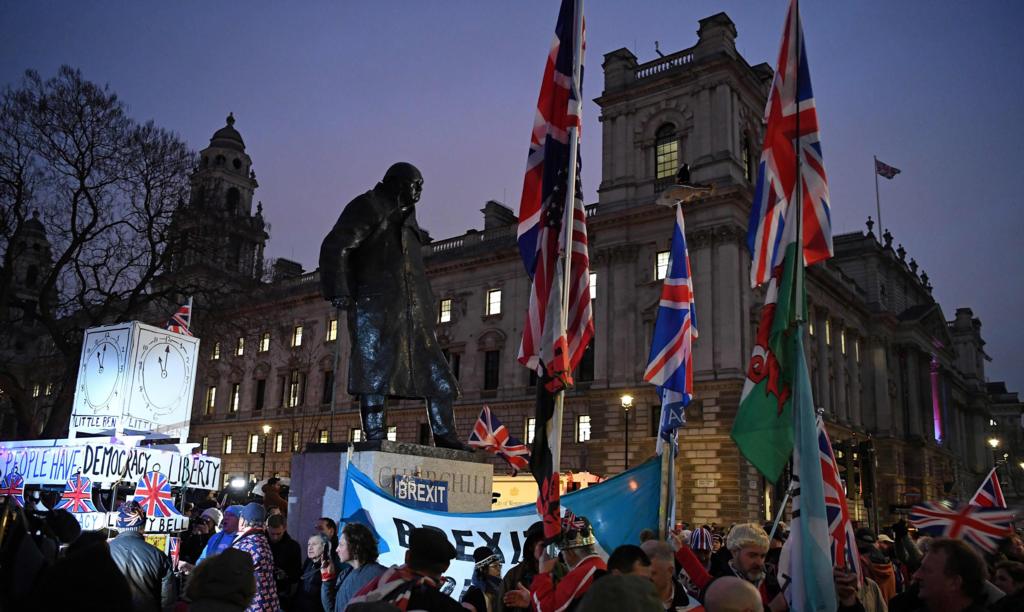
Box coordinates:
[165,297,193,336]
[968,467,1006,508]
[468,406,531,475]
[56,473,98,513]
[910,501,1014,553]
[132,471,178,518]
[0,472,25,507]
[168,536,181,568]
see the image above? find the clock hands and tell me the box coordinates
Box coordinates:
[159,345,170,378]
[96,345,106,373]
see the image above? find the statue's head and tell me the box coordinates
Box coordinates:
[382,162,423,206]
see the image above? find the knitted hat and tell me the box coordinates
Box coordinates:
[239,502,265,525]
[186,547,256,609]
[689,527,713,551]
[224,504,243,517]
[117,501,147,532]
[199,507,222,526]
[472,546,503,569]
[408,527,456,564]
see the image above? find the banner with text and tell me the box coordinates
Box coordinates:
[338,459,660,593]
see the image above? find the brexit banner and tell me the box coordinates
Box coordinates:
[339,459,660,593]
[394,475,449,511]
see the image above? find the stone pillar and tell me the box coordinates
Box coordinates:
[904,347,923,438]
[815,309,831,414]
[833,319,848,424]
[712,226,743,375]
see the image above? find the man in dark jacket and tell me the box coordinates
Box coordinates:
[319,162,465,449]
[267,513,302,608]
[108,501,177,612]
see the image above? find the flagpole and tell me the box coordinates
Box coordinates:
[873,155,882,236]
[793,0,804,325]
[552,0,584,476]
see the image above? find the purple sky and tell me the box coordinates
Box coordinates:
[3,1,1022,393]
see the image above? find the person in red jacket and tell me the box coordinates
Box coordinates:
[504,513,607,612]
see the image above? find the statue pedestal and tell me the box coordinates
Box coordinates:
[287,441,493,536]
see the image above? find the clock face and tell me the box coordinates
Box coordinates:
[82,334,125,410]
[139,337,191,416]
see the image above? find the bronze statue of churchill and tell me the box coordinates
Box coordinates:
[318,163,466,450]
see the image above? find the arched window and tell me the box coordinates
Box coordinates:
[655,124,680,182]
[25,265,38,288]
[226,187,240,215]
[215,155,226,166]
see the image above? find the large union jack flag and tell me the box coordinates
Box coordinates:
[468,405,531,475]
[0,472,25,507]
[910,501,1014,553]
[747,0,832,288]
[516,0,592,391]
[56,473,98,513]
[969,467,1006,508]
[165,297,193,336]
[132,471,177,518]
[816,418,863,586]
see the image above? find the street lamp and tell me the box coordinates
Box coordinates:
[621,394,634,471]
[988,437,1000,449]
[261,424,272,481]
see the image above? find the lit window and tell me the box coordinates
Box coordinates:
[656,251,670,280]
[326,318,337,341]
[318,429,329,444]
[841,330,847,355]
[201,436,209,454]
[989,418,998,427]
[44,382,53,396]
[655,124,679,180]
[249,434,259,453]
[387,426,397,442]
[229,383,240,413]
[825,320,832,345]
[525,417,536,442]
[855,340,861,363]
[275,432,284,452]
[439,299,452,323]
[288,370,302,408]
[291,325,303,347]
[486,289,502,316]
[742,133,754,182]
[205,387,217,414]
[292,430,300,451]
[577,415,591,442]
[589,273,597,301]
[809,320,815,336]
[223,435,233,454]
[235,337,244,356]
[351,428,363,442]
[259,332,271,352]
[32,383,41,397]
[211,342,221,360]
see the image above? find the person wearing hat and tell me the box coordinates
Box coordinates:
[230,502,280,611]
[498,521,545,612]
[180,507,223,569]
[505,513,607,612]
[461,546,503,612]
[856,527,897,602]
[577,574,663,612]
[187,548,257,612]
[348,526,465,611]
[199,504,243,562]
[108,501,178,612]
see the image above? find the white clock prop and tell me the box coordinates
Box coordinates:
[70,322,200,443]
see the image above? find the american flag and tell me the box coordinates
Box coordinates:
[644,204,697,455]
[518,0,587,543]
[969,467,1006,508]
[132,471,176,518]
[816,418,863,586]
[874,158,901,180]
[468,405,531,475]
[56,473,98,513]
[909,501,1014,553]
[747,0,832,288]
[516,0,592,392]
[168,536,180,569]
[0,472,25,507]
[165,297,193,336]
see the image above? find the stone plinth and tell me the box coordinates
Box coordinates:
[287,441,492,538]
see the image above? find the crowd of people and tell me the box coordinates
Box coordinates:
[2,480,1023,612]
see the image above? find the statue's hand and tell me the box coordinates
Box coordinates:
[331,297,354,310]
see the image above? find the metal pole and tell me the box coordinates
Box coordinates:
[624,406,630,471]
[768,484,794,541]
[873,156,883,236]
[261,434,268,481]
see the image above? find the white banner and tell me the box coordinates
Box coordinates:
[71,511,189,534]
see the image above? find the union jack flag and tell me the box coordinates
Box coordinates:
[0,472,25,507]
[874,158,901,180]
[969,467,1006,508]
[168,536,180,568]
[56,473,98,513]
[516,0,592,391]
[561,508,586,531]
[644,204,697,454]
[165,297,193,336]
[132,471,177,518]
[747,0,832,288]
[468,405,531,475]
[817,418,863,586]
[909,501,1014,553]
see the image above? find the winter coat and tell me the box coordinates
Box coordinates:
[321,561,387,612]
[232,527,282,612]
[319,186,458,400]
[108,531,177,612]
[268,531,302,604]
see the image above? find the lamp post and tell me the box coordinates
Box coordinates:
[261,424,272,481]
[621,394,633,471]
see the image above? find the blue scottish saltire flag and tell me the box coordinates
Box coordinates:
[57,473,98,513]
[468,405,531,475]
[132,471,177,518]
[969,467,1006,508]
[644,204,697,454]
[817,417,863,586]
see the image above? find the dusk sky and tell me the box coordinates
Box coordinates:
[3,1,1022,392]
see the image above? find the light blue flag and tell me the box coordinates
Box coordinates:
[778,324,837,611]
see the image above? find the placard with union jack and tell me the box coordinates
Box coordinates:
[132,471,179,518]
[56,473,98,513]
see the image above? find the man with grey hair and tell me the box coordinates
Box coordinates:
[703,576,762,612]
[641,539,699,610]
[724,523,769,588]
